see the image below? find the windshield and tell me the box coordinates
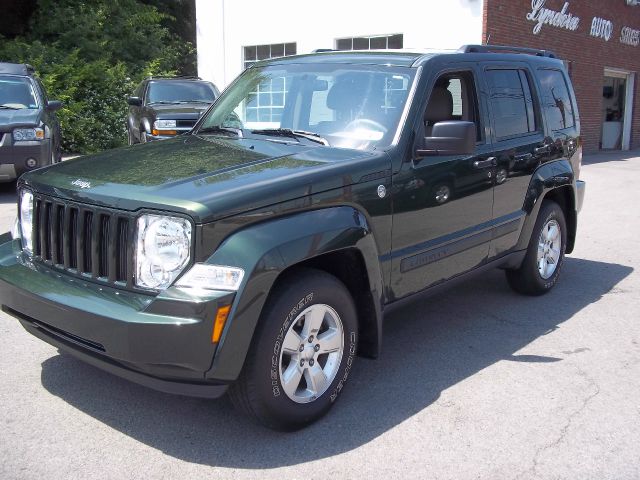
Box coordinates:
[197,63,416,150]
[0,76,39,109]
[147,81,217,104]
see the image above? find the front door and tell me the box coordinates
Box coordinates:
[390,67,495,300]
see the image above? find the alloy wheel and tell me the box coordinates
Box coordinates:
[278,303,344,404]
[537,219,561,279]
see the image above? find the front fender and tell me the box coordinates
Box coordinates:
[202,206,384,382]
[141,117,152,134]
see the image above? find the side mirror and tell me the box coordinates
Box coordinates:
[46,100,63,112]
[416,121,476,157]
[127,96,142,106]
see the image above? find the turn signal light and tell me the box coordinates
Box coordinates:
[212,305,231,343]
[152,129,178,136]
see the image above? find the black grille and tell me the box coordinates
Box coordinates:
[32,194,133,286]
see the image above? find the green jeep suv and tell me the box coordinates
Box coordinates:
[0,45,585,430]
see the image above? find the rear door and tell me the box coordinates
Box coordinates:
[482,63,552,259]
[390,65,495,300]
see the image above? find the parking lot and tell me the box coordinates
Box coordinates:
[0,151,639,480]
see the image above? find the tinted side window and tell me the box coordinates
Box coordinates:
[425,71,482,142]
[487,69,537,139]
[537,69,575,131]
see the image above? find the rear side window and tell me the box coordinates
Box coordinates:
[487,69,537,140]
[537,69,575,131]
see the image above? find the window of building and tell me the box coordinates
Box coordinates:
[242,43,297,123]
[243,42,297,69]
[537,69,576,131]
[486,69,537,139]
[335,34,403,51]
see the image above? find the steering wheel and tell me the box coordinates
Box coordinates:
[344,118,388,134]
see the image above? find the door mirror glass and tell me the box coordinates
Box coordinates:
[416,121,476,157]
[127,96,142,106]
[46,100,62,112]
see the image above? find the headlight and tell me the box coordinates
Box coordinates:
[176,264,245,292]
[13,128,44,142]
[135,214,192,290]
[19,190,34,254]
[153,120,177,129]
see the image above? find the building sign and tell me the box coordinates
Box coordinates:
[590,17,613,41]
[523,1,639,48]
[526,0,580,35]
[620,26,640,46]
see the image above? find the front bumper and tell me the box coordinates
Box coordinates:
[576,179,586,212]
[0,134,51,182]
[144,131,189,142]
[0,234,233,398]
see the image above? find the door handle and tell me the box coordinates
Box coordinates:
[473,157,497,169]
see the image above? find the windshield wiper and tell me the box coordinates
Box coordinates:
[197,125,243,137]
[0,105,20,110]
[250,128,329,146]
[173,100,212,104]
[148,101,181,105]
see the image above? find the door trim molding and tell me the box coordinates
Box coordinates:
[394,211,524,273]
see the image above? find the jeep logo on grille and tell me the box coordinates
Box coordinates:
[71,179,91,189]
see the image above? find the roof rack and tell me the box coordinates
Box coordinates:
[458,44,557,58]
[312,49,336,53]
[0,62,36,76]
[147,75,203,80]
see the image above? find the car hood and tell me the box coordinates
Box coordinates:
[20,135,389,223]
[149,103,211,120]
[0,108,42,132]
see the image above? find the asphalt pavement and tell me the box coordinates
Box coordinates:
[0,150,639,479]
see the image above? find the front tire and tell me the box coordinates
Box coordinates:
[506,200,567,295]
[229,269,358,431]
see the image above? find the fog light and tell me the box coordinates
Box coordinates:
[176,264,245,291]
[25,158,37,168]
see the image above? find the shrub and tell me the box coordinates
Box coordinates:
[0,0,195,154]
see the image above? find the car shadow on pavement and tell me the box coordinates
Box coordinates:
[0,182,17,205]
[39,256,632,468]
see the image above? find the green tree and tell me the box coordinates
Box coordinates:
[0,0,196,154]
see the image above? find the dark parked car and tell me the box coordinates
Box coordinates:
[0,63,62,183]
[1,45,585,431]
[126,76,219,144]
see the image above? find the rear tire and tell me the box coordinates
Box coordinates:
[506,200,567,295]
[229,268,358,431]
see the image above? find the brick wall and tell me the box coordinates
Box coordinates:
[484,0,640,152]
